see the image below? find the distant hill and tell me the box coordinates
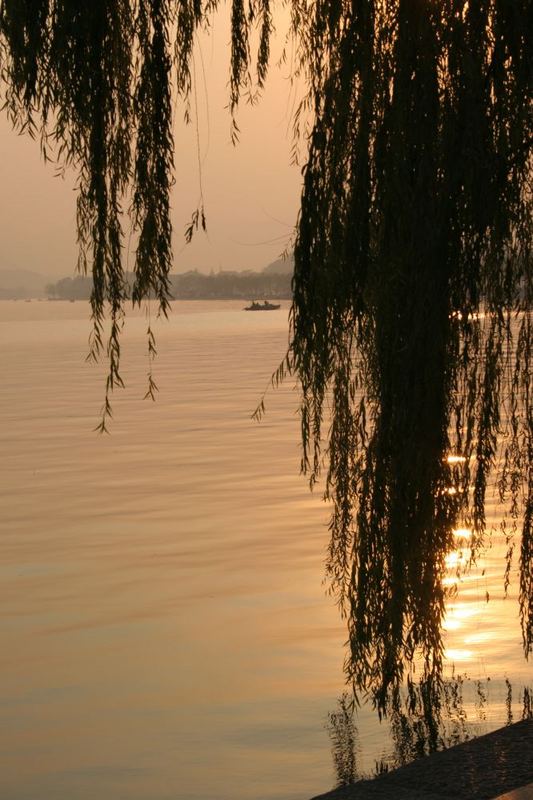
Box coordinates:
[0,269,50,299]
[262,255,294,275]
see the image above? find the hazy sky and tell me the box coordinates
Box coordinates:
[0,11,303,279]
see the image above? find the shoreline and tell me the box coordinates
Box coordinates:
[310,719,533,800]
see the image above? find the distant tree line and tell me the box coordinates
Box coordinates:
[46,270,292,301]
[173,269,291,299]
[45,275,93,300]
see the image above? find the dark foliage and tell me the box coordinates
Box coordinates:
[287,0,532,712]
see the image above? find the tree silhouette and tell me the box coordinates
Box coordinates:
[1,0,530,713]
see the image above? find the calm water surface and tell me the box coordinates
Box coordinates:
[0,300,529,800]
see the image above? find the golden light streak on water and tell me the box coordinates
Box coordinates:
[464,631,494,645]
[453,528,473,541]
[445,551,467,569]
[443,576,458,588]
[447,455,467,464]
[444,648,474,662]
[442,617,462,631]
[447,603,482,622]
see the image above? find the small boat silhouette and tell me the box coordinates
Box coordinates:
[244,300,281,311]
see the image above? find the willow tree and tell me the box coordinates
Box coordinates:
[288,0,532,714]
[1,0,531,713]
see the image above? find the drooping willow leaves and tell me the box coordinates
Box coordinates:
[289,0,532,712]
[0,0,267,425]
[0,0,531,714]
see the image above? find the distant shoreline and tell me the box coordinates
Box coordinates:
[0,255,295,301]
[40,269,291,302]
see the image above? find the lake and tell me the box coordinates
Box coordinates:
[0,299,530,800]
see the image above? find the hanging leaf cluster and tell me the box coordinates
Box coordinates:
[289,0,531,712]
[0,0,270,426]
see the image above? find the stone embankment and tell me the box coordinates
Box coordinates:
[310,719,533,800]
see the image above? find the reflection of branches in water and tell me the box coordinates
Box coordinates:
[327,678,533,784]
[523,688,532,720]
[391,676,470,764]
[327,693,358,788]
[505,681,533,725]
[506,678,513,725]
[475,680,488,722]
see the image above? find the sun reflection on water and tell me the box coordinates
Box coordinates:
[453,528,472,541]
[445,551,468,569]
[446,603,481,622]
[447,455,467,464]
[444,648,474,662]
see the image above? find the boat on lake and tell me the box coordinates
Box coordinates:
[244,300,281,311]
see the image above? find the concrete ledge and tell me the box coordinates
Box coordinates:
[310,719,533,800]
